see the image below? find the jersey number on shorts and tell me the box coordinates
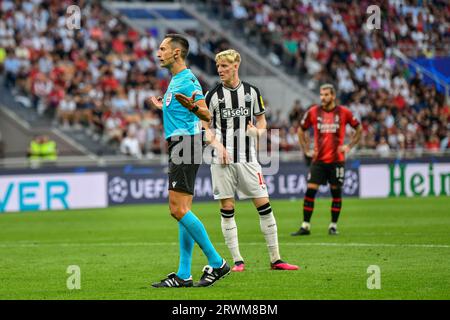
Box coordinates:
[336,167,344,182]
[257,173,265,185]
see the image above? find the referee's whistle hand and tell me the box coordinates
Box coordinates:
[147,96,163,110]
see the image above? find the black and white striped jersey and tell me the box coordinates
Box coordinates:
[205,81,265,163]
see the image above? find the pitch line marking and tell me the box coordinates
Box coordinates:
[0,242,449,249]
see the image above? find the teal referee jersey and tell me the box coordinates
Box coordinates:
[162,68,205,139]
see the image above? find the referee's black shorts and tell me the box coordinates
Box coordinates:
[167,134,203,195]
[308,162,345,187]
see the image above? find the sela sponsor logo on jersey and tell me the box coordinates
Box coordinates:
[221,106,250,119]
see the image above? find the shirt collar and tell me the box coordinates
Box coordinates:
[223,81,242,91]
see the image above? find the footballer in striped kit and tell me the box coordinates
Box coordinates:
[203,49,299,272]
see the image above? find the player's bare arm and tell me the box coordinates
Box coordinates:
[202,119,230,164]
[338,124,362,154]
[247,114,267,138]
[298,126,315,158]
[175,92,211,122]
[247,114,267,151]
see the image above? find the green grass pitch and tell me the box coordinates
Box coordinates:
[0,197,449,300]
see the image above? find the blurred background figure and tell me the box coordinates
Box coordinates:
[27,135,57,162]
[0,131,4,159]
[27,135,43,161]
[40,135,58,161]
[120,129,142,159]
[0,0,447,162]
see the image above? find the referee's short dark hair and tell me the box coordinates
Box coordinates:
[165,33,189,59]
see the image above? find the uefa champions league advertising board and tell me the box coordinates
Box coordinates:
[107,162,360,206]
[3,160,448,212]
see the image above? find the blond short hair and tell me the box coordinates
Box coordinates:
[215,49,241,64]
[320,83,336,95]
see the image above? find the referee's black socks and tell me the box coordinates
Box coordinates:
[330,187,342,223]
[303,188,318,223]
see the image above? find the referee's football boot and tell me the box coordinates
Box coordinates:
[291,227,311,236]
[194,259,230,287]
[151,272,193,288]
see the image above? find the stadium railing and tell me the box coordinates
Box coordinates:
[393,49,450,103]
[1,150,449,170]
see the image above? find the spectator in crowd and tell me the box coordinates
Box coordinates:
[104,110,126,146]
[0,0,170,157]
[32,72,53,115]
[201,0,449,155]
[90,100,106,140]
[1,0,448,158]
[441,131,450,151]
[120,129,142,159]
[0,47,6,73]
[56,94,76,129]
[376,137,391,157]
[3,49,20,88]
[425,134,441,152]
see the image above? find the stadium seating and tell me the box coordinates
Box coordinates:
[0,0,448,158]
[0,0,169,157]
[198,0,449,154]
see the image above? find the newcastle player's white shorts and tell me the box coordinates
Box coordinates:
[211,162,269,200]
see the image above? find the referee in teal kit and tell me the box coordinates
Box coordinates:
[147,34,230,288]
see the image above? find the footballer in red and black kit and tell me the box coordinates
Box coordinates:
[292,84,362,236]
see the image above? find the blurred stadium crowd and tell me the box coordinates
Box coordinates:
[0,0,449,159]
[206,0,450,155]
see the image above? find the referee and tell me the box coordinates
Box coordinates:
[148,34,230,288]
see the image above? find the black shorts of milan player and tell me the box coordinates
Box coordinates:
[291,84,362,236]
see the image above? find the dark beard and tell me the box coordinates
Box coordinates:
[321,101,332,109]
